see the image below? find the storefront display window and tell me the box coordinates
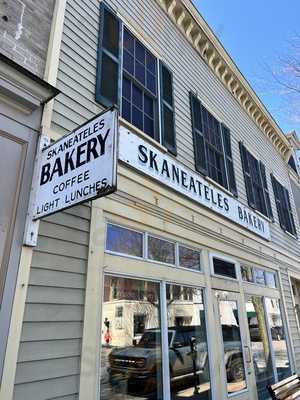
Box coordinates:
[246,296,274,400]
[166,284,211,399]
[217,298,247,394]
[100,275,163,400]
[265,298,291,381]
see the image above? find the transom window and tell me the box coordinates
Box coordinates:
[105,223,201,270]
[241,265,277,288]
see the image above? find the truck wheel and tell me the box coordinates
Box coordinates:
[228,358,244,382]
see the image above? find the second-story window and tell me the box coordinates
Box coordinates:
[190,92,237,195]
[96,3,176,155]
[239,143,273,219]
[122,28,158,140]
[271,175,297,236]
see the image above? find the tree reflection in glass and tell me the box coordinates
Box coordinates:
[246,296,274,400]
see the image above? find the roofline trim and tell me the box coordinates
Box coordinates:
[156,0,291,159]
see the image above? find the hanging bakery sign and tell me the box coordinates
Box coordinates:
[33,108,118,220]
[119,127,271,240]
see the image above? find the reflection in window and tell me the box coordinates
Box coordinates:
[179,246,201,270]
[265,272,276,289]
[213,258,236,279]
[101,275,162,399]
[265,298,291,381]
[217,298,247,394]
[166,284,211,399]
[148,236,175,264]
[246,296,274,400]
[253,269,265,285]
[241,265,253,282]
[106,224,143,257]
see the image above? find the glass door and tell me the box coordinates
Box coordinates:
[213,290,255,400]
[245,296,291,400]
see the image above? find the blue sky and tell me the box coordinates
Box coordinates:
[192,0,300,135]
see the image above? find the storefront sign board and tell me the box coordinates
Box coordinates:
[33,108,118,220]
[119,127,271,240]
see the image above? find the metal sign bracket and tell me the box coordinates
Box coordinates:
[23,135,50,246]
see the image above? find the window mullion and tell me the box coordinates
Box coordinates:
[160,281,171,400]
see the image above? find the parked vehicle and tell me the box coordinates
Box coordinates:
[108,325,244,394]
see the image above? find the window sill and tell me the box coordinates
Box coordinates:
[283,230,298,240]
[205,176,234,199]
[247,207,273,224]
[119,117,168,154]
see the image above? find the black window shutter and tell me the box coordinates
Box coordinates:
[96,3,121,107]
[239,142,255,208]
[160,62,177,155]
[190,92,208,175]
[221,124,237,197]
[271,174,286,231]
[284,188,297,236]
[259,161,273,220]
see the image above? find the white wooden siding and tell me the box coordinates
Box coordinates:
[51,0,300,259]
[281,270,300,371]
[13,205,90,400]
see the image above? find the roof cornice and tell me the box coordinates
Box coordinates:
[156,0,292,159]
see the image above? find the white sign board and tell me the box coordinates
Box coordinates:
[119,127,271,240]
[33,108,117,219]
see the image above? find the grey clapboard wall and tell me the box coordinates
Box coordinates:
[281,269,300,372]
[50,0,300,259]
[13,205,90,400]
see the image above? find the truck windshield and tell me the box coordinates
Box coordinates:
[137,331,173,348]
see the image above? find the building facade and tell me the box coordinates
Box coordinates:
[0,0,59,388]
[1,1,300,400]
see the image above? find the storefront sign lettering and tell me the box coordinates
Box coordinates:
[119,128,271,240]
[33,108,118,219]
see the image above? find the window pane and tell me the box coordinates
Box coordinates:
[167,285,211,400]
[123,28,134,54]
[144,94,153,117]
[122,98,131,122]
[246,296,274,400]
[265,272,276,289]
[103,9,119,57]
[146,71,156,94]
[146,51,156,74]
[135,60,145,85]
[132,106,143,130]
[253,269,265,285]
[122,77,131,100]
[218,298,247,394]
[106,224,143,257]
[135,41,145,64]
[213,258,236,279]
[179,246,201,270]
[144,115,154,138]
[148,236,175,264]
[265,298,291,381]
[101,275,163,399]
[123,50,134,75]
[100,54,119,105]
[132,85,143,109]
[241,265,253,282]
